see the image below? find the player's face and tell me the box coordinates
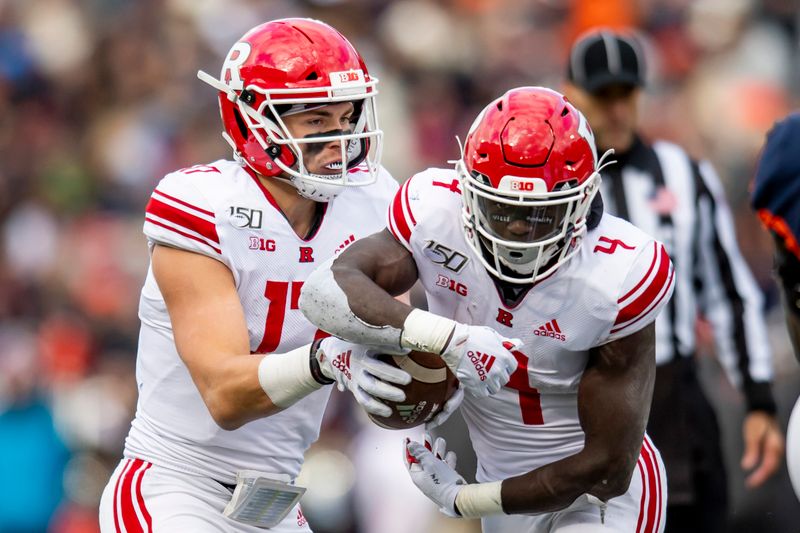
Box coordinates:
[281,102,356,175]
[565,83,640,153]
[479,199,567,244]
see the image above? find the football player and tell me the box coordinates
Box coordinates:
[751,112,800,503]
[98,18,413,532]
[300,87,675,532]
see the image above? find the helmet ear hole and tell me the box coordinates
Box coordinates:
[233,109,248,139]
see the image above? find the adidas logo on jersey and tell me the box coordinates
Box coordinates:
[335,234,356,254]
[467,350,496,381]
[534,319,566,341]
[397,402,427,424]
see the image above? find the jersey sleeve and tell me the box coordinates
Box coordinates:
[386,173,420,252]
[386,168,460,252]
[605,240,675,342]
[143,171,222,259]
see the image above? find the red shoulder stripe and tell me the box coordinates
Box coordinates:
[614,244,671,326]
[153,189,214,217]
[611,267,674,334]
[619,242,658,303]
[145,217,222,255]
[390,179,414,244]
[146,197,219,245]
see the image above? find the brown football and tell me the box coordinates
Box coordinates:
[367,350,459,430]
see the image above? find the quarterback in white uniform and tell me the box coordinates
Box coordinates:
[99,19,412,533]
[301,87,675,532]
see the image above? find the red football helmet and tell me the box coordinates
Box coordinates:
[458,86,612,283]
[198,18,382,201]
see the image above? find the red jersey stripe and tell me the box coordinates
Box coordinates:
[610,268,675,334]
[153,189,214,217]
[615,245,670,325]
[145,217,222,255]
[619,242,659,303]
[390,180,413,244]
[146,197,219,244]
[403,177,417,226]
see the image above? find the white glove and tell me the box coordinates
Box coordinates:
[404,433,466,517]
[316,337,411,417]
[441,324,520,398]
[425,386,464,430]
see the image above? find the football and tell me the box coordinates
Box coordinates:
[367,350,459,430]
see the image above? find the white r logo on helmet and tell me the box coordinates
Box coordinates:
[576,110,598,165]
[221,42,251,91]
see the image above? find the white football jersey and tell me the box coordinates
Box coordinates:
[388,168,675,482]
[125,160,397,483]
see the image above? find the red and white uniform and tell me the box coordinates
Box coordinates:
[389,168,674,533]
[100,160,396,532]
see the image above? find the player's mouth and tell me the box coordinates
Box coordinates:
[314,159,344,175]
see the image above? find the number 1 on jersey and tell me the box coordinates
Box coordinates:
[506,348,544,425]
[257,280,302,353]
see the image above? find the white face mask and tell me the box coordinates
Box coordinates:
[458,150,614,284]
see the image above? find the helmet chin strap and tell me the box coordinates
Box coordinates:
[272,172,345,202]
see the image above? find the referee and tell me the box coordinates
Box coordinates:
[564,29,785,533]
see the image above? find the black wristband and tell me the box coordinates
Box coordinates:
[744,379,777,415]
[309,339,335,385]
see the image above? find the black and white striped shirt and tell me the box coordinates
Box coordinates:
[600,135,776,411]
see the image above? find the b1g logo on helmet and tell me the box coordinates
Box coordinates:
[330,69,366,97]
[221,42,252,91]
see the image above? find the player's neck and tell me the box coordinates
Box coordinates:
[257,174,321,238]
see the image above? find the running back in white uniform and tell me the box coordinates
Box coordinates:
[389,168,673,533]
[99,160,396,532]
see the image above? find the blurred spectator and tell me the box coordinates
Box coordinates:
[0,326,71,532]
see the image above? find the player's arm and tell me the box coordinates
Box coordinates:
[152,244,286,429]
[501,323,656,512]
[405,325,657,517]
[301,227,520,398]
[331,228,420,327]
[155,243,411,429]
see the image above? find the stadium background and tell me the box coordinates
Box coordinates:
[0,0,799,531]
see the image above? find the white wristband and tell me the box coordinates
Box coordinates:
[257,343,322,408]
[400,309,457,354]
[455,481,504,518]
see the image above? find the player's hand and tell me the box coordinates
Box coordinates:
[404,433,465,517]
[741,411,784,488]
[440,323,520,398]
[316,337,411,417]
[425,386,464,430]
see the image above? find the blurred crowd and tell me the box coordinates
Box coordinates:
[1,0,799,532]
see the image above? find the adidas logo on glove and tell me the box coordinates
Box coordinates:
[467,351,496,381]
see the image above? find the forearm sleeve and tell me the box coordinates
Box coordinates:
[299,258,404,349]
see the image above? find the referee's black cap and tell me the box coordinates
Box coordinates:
[567,29,645,94]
